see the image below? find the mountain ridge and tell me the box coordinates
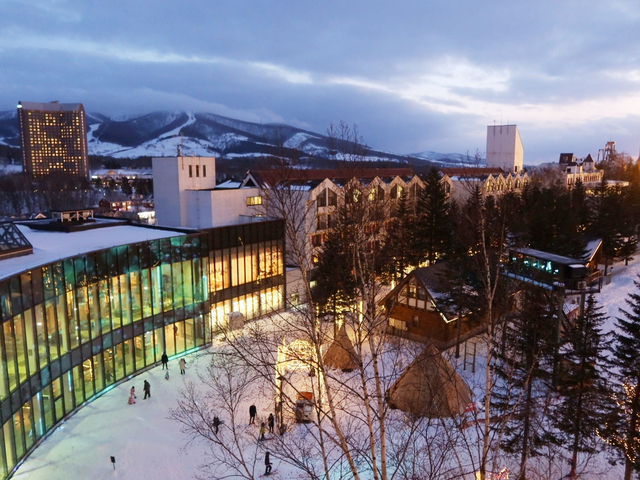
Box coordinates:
[0,109,482,167]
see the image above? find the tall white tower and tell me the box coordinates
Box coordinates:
[152,156,217,228]
[486,124,524,173]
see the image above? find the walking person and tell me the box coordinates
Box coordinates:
[179,358,186,375]
[165,370,170,381]
[128,386,137,405]
[249,404,257,424]
[143,380,151,399]
[213,416,221,435]
[259,422,266,441]
[268,413,274,434]
[264,451,272,476]
[161,351,168,370]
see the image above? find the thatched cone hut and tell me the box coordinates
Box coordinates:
[323,325,359,372]
[387,344,472,418]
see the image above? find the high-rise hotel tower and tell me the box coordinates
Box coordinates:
[17,101,89,179]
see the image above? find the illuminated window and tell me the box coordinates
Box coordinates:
[246,196,262,206]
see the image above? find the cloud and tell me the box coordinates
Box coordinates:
[1,0,640,162]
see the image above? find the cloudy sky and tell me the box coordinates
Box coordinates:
[2,0,640,163]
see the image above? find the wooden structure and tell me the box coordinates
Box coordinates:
[387,344,473,418]
[381,263,481,348]
[323,325,359,372]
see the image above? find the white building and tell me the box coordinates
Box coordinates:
[440,167,530,203]
[486,124,524,173]
[559,153,604,187]
[152,156,262,229]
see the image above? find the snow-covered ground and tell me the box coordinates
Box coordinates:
[13,350,212,480]
[12,255,640,480]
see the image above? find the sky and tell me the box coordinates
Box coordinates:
[2,0,640,164]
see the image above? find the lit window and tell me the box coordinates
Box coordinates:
[246,196,262,206]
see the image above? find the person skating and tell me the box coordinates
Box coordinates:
[213,416,221,434]
[259,422,266,441]
[264,451,272,476]
[128,386,137,405]
[179,358,186,375]
[161,351,168,370]
[143,380,151,399]
[268,413,274,434]
[249,404,257,424]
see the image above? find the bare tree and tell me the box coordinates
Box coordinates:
[176,123,477,480]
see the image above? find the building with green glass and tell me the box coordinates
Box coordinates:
[0,216,285,479]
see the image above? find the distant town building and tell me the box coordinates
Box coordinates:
[17,101,89,179]
[91,168,153,184]
[486,124,524,173]
[558,153,604,187]
[439,167,530,203]
[434,124,529,202]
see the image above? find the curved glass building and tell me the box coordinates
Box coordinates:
[0,217,285,479]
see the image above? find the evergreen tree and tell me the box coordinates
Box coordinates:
[571,179,589,234]
[414,168,451,264]
[492,287,560,480]
[311,207,358,312]
[121,177,133,196]
[602,277,640,480]
[516,183,586,258]
[588,179,636,269]
[380,189,415,282]
[554,295,611,478]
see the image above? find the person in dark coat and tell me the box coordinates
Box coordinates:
[213,416,221,434]
[264,451,272,476]
[268,413,274,434]
[249,404,257,424]
[161,351,169,370]
[143,380,151,399]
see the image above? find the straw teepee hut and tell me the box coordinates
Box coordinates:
[387,344,472,418]
[323,325,359,372]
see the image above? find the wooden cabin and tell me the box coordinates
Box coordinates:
[381,263,483,349]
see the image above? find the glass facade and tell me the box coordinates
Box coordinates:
[0,220,285,479]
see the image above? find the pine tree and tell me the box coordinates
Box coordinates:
[571,179,589,234]
[414,168,451,265]
[554,295,611,479]
[602,277,640,480]
[492,287,560,480]
[380,189,415,282]
[588,179,635,270]
[516,183,586,258]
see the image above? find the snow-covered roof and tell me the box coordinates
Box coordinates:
[583,238,603,263]
[512,247,586,267]
[214,180,244,189]
[0,220,185,282]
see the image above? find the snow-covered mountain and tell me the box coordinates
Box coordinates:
[0,109,472,166]
[410,151,486,167]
